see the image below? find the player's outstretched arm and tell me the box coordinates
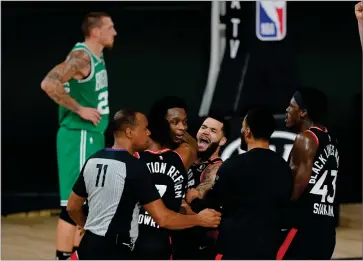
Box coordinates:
[289,132,318,201]
[143,199,221,230]
[355,2,363,47]
[174,132,198,170]
[41,50,101,125]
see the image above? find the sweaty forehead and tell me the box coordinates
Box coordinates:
[203,118,223,131]
[166,108,187,120]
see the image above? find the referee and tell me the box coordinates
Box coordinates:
[187,108,293,260]
[66,109,221,260]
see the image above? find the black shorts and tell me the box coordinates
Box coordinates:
[277,228,336,260]
[76,231,132,260]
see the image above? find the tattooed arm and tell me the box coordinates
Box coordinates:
[195,163,222,199]
[185,163,220,205]
[41,50,101,125]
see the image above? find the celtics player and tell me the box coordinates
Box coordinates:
[40,12,117,260]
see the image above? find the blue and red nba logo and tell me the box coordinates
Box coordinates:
[256,1,287,41]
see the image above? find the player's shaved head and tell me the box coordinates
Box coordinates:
[111,109,139,134]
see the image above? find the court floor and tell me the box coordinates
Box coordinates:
[1,204,362,260]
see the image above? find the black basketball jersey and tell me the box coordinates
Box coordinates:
[134,149,188,253]
[187,157,223,189]
[173,157,223,251]
[291,127,339,231]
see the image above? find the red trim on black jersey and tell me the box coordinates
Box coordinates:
[169,236,173,260]
[199,158,223,182]
[305,130,319,146]
[172,150,184,166]
[310,126,328,133]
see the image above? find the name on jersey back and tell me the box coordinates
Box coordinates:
[138,161,185,228]
[309,144,339,218]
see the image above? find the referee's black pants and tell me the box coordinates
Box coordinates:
[76,231,133,260]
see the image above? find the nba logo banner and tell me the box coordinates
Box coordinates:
[256,1,287,41]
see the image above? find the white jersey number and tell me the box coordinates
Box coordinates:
[97,91,110,115]
[310,170,337,203]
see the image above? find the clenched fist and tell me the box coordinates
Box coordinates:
[196,208,222,228]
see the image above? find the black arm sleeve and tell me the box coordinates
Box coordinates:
[72,161,88,198]
[131,162,160,205]
[190,161,230,213]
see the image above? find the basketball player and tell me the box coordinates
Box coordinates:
[173,115,229,260]
[355,1,363,46]
[66,109,221,260]
[132,96,198,259]
[188,108,293,260]
[40,12,116,259]
[278,87,339,259]
[149,96,190,148]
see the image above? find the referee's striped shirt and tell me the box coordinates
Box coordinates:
[72,148,160,246]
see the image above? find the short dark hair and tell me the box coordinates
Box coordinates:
[297,86,328,123]
[245,108,275,141]
[148,96,187,146]
[81,12,111,37]
[203,113,230,138]
[110,109,138,134]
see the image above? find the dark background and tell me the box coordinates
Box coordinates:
[2,1,361,214]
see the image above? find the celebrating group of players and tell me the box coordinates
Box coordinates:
[41,12,339,260]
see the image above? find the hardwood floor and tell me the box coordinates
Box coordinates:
[1,204,362,260]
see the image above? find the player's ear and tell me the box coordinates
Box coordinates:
[219,136,227,147]
[246,128,252,139]
[300,109,307,119]
[91,27,101,38]
[125,127,132,139]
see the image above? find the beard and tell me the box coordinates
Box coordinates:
[198,141,220,161]
[240,134,248,152]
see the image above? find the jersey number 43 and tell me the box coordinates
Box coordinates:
[309,170,337,203]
